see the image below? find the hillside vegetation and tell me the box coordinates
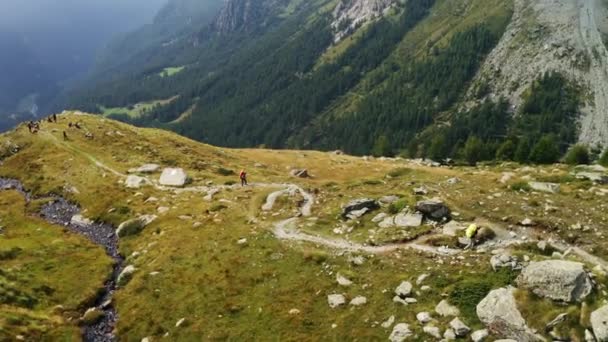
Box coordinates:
[2,113,608,340]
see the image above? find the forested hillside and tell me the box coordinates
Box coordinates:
[60,0,599,163]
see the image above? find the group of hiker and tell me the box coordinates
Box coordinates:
[24,114,88,142]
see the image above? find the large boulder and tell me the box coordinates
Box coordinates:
[70,214,93,227]
[591,304,608,341]
[477,287,543,341]
[517,260,593,302]
[117,265,136,287]
[159,168,188,187]
[575,172,608,184]
[341,198,379,219]
[290,169,310,178]
[529,182,560,194]
[116,215,157,237]
[416,199,450,221]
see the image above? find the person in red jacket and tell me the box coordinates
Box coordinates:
[239,170,248,186]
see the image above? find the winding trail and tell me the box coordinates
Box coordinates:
[0,178,121,342]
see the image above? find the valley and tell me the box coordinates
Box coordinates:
[2,113,608,340]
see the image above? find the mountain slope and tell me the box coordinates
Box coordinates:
[2,113,608,340]
[62,0,608,160]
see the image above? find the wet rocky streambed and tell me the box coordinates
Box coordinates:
[0,178,122,342]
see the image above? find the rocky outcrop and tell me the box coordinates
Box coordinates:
[342,198,379,219]
[332,0,395,42]
[116,215,157,237]
[212,0,280,34]
[477,287,543,341]
[416,199,450,221]
[529,182,560,194]
[517,260,593,302]
[159,168,188,187]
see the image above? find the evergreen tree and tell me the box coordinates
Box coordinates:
[372,135,392,157]
[529,135,560,164]
[599,149,608,167]
[564,144,590,165]
[514,137,531,164]
[428,134,448,160]
[496,139,516,161]
[463,136,484,165]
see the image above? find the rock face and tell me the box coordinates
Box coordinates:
[159,168,188,187]
[517,260,593,302]
[128,164,159,174]
[213,0,266,34]
[591,304,608,341]
[342,198,379,219]
[477,287,543,341]
[529,181,560,193]
[125,175,147,189]
[389,323,412,342]
[332,0,395,43]
[416,199,450,221]
[116,215,157,237]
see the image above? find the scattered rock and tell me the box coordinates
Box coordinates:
[379,195,400,204]
[389,323,412,342]
[394,212,423,227]
[416,199,451,221]
[471,329,489,342]
[125,175,147,189]
[346,207,370,220]
[416,312,432,324]
[575,172,608,184]
[450,317,471,337]
[70,214,93,227]
[500,172,515,184]
[413,187,428,195]
[416,274,429,285]
[159,168,188,187]
[545,312,568,331]
[81,308,104,325]
[128,164,160,174]
[591,304,608,341]
[175,318,186,328]
[381,315,395,329]
[336,273,353,286]
[443,328,456,340]
[327,294,346,308]
[395,281,413,298]
[372,213,388,223]
[443,221,464,236]
[490,254,520,271]
[350,296,367,306]
[423,325,441,338]
[529,181,560,194]
[447,177,460,185]
[117,265,136,287]
[520,218,535,226]
[517,260,593,302]
[477,287,543,341]
[237,238,247,245]
[116,215,157,237]
[290,169,310,178]
[435,299,460,317]
[342,198,379,219]
[537,240,548,251]
[288,308,301,315]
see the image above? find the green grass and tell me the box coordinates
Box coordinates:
[100,96,178,119]
[158,66,185,78]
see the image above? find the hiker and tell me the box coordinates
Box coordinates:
[464,223,478,249]
[63,131,68,141]
[69,122,73,128]
[27,121,33,133]
[53,114,57,122]
[75,122,81,129]
[239,170,248,186]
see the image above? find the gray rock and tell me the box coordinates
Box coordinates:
[389,323,412,342]
[116,215,157,237]
[423,325,441,338]
[117,265,136,287]
[128,164,160,174]
[413,187,428,195]
[576,172,608,184]
[342,198,379,219]
[381,315,395,329]
[529,181,560,193]
[517,260,593,302]
[443,328,456,340]
[416,312,432,324]
[450,317,470,337]
[327,294,346,308]
[290,169,310,178]
[349,296,367,306]
[70,214,93,227]
[394,212,423,227]
[591,304,608,341]
[586,329,597,342]
[416,198,450,221]
[395,281,413,298]
[546,313,568,331]
[490,254,520,271]
[372,213,388,223]
[471,329,489,342]
[442,221,464,236]
[379,195,400,204]
[125,175,147,189]
[477,287,543,341]
[159,168,188,187]
[346,207,370,220]
[336,273,353,286]
[378,216,395,228]
[435,299,460,317]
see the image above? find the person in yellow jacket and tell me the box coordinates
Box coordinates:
[464,223,478,249]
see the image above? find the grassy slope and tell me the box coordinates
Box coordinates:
[0,191,112,340]
[0,113,607,340]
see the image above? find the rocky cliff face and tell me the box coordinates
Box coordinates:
[332,0,396,42]
[469,0,608,147]
[213,0,290,34]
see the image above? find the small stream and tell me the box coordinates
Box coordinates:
[0,178,123,342]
